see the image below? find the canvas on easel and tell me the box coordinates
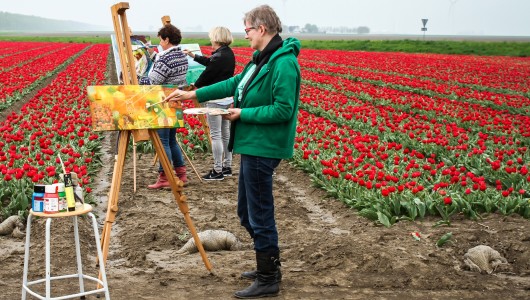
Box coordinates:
[179,43,206,84]
[131,35,155,78]
[110,34,156,84]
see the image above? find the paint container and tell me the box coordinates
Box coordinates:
[74,185,84,207]
[63,173,76,211]
[44,185,59,214]
[54,183,67,213]
[32,184,46,213]
[70,172,84,206]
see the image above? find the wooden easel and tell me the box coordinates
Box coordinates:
[98,2,212,282]
[161,15,171,26]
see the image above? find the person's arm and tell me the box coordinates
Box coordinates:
[166,89,197,101]
[166,60,248,103]
[138,74,152,85]
[224,108,241,121]
[194,52,224,88]
[184,49,210,66]
[183,49,195,58]
[139,56,170,85]
[194,54,211,66]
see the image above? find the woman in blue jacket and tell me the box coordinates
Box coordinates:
[166,5,300,298]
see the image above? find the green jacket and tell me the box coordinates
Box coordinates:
[196,37,301,159]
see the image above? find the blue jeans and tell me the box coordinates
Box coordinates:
[157,128,184,173]
[237,154,281,252]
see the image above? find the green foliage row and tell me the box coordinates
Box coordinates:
[300,39,530,57]
[1,35,529,57]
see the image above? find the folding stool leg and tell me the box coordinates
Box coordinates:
[45,218,52,299]
[73,216,85,295]
[89,212,110,299]
[21,214,33,300]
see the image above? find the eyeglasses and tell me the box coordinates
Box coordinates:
[244,27,256,34]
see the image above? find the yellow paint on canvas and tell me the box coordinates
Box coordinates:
[87,85,184,131]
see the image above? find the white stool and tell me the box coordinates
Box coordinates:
[21,203,110,300]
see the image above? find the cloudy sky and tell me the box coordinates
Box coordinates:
[2,0,530,36]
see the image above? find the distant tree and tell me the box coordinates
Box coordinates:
[341,26,356,34]
[303,23,319,33]
[320,26,331,33]
[288,26,300,33]
[357,26,370,34]
[324,26,358,34]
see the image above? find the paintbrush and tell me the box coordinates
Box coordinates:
[145,98,166,109]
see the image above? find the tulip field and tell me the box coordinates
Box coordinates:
[1,41,529,227]
[0,42,107,218]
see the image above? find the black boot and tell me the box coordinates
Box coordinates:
[240,268,282,282]
[234,251,281,299]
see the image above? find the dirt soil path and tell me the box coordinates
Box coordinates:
[1,136,530,299]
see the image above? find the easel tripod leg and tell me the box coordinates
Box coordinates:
[176,139,203,183]
[152,138,203,182]
[149,130,212,271]
[97,131,130,286]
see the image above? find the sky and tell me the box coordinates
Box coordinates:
[2,0,530,36]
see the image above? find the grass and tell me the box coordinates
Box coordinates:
[1,35,529,57]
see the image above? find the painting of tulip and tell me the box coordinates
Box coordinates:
[87,85,184,131]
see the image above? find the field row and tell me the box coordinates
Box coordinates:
[0,42,90,110]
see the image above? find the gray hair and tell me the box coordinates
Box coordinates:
[243,5,282,35]
[209,26,233,46]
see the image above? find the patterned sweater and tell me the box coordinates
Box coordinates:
[139,46,188,86]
